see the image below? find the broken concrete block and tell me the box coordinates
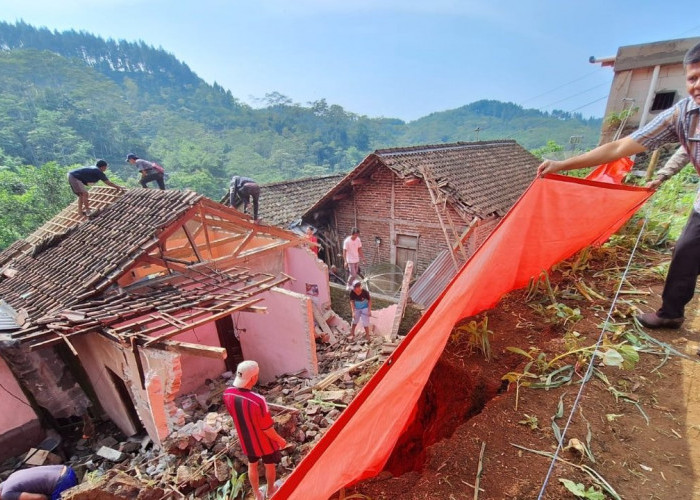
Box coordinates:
[96,436,119,449]
[96,446,126,462]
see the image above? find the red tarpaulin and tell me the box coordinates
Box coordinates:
[274,170,652,500]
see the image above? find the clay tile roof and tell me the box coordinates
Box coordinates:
[0,188,202,319]
[261,174,344,226]
[257,174,345,227]
[305,140,540,220]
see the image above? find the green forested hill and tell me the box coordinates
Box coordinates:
[0,21,602,247]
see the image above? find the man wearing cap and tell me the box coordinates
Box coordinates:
[126,154,166,190]
[67,160,124,216]
[349,279,372,341]
[223,360,287,500]
[0,464,78,500]
[342,227,365,288]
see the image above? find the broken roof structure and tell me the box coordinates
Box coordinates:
[0,187,328,448]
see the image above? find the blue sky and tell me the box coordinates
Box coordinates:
[1,0,699,121]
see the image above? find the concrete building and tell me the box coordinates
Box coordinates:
[592,36,700,144]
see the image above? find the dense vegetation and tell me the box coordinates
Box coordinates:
[0,20,603,249]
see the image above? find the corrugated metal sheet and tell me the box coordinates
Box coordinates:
[409,250,460,308]
[0,300,20,332]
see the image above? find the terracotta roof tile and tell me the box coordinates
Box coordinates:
[0,188,202,319]
[305,140,540,219]
[254,174,344,227]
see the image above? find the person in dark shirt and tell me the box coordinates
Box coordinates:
[230,176,261,222]
[67,160,124,216]
[0,464,78,500]
[223,360,287,500]
[126,153,166,189]
[349,279,372,340]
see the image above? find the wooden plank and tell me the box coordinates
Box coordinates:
[150,339,227,359]
[143,297,265,345]
[390,260,414,341]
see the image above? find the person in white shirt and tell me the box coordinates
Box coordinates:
[342,227,364,288]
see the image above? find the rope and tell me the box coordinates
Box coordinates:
[537,215,648,499]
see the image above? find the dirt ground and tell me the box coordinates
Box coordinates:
[344,245,700,500]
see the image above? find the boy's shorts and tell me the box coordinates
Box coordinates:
[247,450,282,464]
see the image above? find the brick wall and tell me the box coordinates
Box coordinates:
[334,166,474,276]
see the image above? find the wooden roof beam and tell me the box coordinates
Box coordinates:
[148,339,227,359]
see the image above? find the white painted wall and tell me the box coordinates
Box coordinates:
[234,287,318,384]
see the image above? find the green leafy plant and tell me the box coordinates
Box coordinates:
[208,469,247,500]
[559,478,606,500]
[603,106,639,131]
[450,316,493,360]
[518,414,539,430]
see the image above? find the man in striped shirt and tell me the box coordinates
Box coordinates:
[223,360,287,500]
[538,41,700,330]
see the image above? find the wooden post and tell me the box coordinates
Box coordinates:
[645,149,661,181]
[389,260,414,341]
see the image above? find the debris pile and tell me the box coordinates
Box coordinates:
[55,333,401,499]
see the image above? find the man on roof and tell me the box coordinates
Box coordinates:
[537,41,700,330]
[126,153,166,190]
[230,176,261,222]
[67,160,124,217]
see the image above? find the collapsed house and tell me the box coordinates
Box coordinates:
[0,187,334,458]
[300,140,541,305]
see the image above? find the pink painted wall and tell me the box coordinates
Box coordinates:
[72,334,182,444]
[176,323,227,395]
[72,335,142,437]
[284,247,331,308]
[0,355,39,441]
[235,287,318,384]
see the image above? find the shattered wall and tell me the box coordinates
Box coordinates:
[284,246,331,308]
[0,352,43,460]
[72,334,182,445]
[234,287,318,384]
[176,323,226,395]
[0,340,90,421]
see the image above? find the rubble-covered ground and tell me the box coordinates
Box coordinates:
[0,291,412,500]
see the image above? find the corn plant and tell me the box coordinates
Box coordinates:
[208,468,246,500]
[450,316,493,361]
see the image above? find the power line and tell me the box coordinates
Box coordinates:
[521,70,601,105]
[568,95,609,113]
[540,83,609,109]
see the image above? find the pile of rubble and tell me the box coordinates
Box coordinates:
[56,332,401,499]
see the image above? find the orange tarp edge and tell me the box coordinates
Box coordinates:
[275,171,653,500]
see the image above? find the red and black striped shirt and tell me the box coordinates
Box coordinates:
[223,387,277,457]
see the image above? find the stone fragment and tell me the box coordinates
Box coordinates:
[96,446,126,462]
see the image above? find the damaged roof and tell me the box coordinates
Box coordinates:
[0,189,202,319]
[304,140,540,220]
[0,188,303,351]
[260,174,344,227]
[220,174,345,227]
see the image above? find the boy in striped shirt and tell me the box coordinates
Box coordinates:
[223,360,287,500]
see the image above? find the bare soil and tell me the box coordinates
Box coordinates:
[345,245,700,500]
